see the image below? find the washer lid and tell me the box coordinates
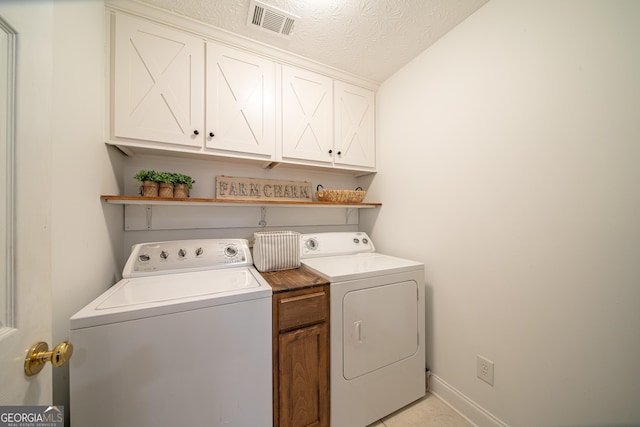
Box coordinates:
[70,267,271,329]
[301,253,423,282]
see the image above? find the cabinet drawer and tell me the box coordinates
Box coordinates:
[278,291,327,331]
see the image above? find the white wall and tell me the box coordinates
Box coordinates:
[49,0,123,423]
[361,1,640,426]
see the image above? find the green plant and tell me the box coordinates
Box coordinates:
[134,170,195,188]
[133,169,157,182]
[172,173,195,189]
[154,171,176,185]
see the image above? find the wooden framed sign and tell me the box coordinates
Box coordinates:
[215,176,313,202]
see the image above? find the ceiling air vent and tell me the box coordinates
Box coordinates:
[247,0,298,38]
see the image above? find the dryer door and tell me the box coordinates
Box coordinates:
[343,280,419,380]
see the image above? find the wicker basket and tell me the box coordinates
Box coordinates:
[315,185,366,204]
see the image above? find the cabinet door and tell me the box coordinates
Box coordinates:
[281,66,333,164]
[279,324,329,427]
[206,43,275,158]
[113,14,204,147]
[334,81,376,168]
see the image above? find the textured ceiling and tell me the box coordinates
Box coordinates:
[137,0,489,83]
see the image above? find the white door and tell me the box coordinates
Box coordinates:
[281,65,333,164]
[342,281,419,380]
[206,42,275,158]
[113,13,205,147]
[0,7,53,404]
[334,81,376,168]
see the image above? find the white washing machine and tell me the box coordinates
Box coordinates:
[70,239,272,427]
[300,232,425,427]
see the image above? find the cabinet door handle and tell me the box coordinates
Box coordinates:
[337,151,342,156]
[328,149,333,154]
[209,132,215,138]
[193,130,199,135]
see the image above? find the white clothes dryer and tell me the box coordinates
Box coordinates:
[301,232,426,427]
[70,239,272,427]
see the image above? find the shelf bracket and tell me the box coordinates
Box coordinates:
[145,205,152,229]
[259,206,267,229]
[345,208,357,224]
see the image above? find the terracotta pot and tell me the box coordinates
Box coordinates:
[174,183,189,198]
[158,182,174,198]
[140,181,159,197]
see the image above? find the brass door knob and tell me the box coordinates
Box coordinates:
[24,341,74,376]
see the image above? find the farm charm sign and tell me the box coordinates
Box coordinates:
[216,176,312,202]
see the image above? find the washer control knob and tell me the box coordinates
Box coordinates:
[195,247,204,256]
[138,254,150,262]
[362,238,369,244]
[353,238,360,244]
[305,238,318,250]
[224,245,238,258]
[160,250,169,260]
[178,249,187,258]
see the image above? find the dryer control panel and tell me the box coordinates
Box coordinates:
[122,239,252,277]
[301,232,375,258]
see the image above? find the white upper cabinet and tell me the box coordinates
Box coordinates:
[113,14,205,147]
[281,66,376,171]
[109,9,375,172]
[281,65,333,164]
[206,43,275,158]
[334,81,375,169]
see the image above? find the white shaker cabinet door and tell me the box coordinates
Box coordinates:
[113,14,205,147]
[334,81,376,169]
[281,65,333,164]
[206,43,275,158]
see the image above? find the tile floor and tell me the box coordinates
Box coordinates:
[367,392,474,427]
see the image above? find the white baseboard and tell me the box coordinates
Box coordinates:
[429,374,509,427]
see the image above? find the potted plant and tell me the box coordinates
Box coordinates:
[134,170,159,197]
[155,171,175,198]
[172,173,195,198]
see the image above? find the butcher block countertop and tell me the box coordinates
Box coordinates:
[259,265,329,293]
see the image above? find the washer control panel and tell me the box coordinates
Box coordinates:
[123,239,252,277]
[301,232,375,258]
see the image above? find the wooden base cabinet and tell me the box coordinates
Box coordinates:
[273,285,330,427]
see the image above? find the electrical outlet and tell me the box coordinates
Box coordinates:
[477,355,494,386]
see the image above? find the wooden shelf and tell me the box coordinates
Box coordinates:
[100,195,381,209]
